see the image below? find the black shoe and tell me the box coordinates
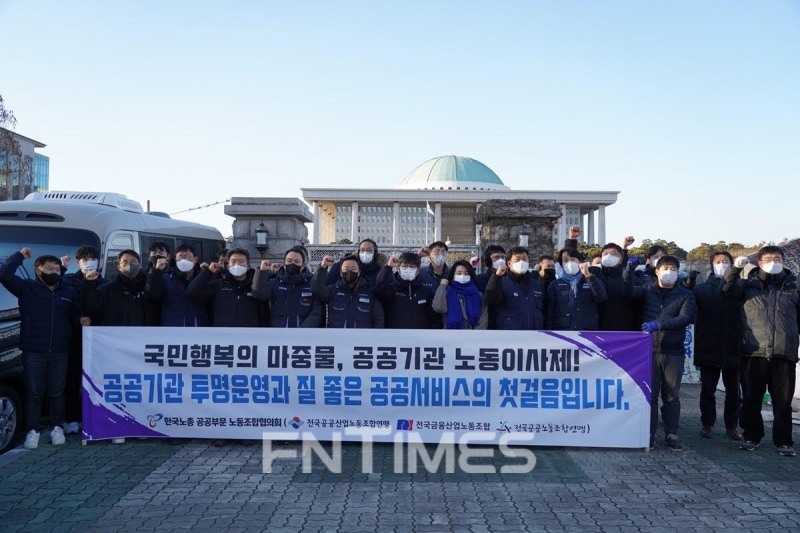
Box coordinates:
[725,427,742,441]
[665,434,683,451]
[700,426,713,439]
[739,440,759,451]
[777,445,796,457]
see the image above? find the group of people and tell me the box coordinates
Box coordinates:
[2,227,797,458]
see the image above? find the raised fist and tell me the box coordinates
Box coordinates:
[579,262,591,277]
[208,262,221,274]
[155,257,168,270]
[569,226,581,239]
[20,247,32,259]
[320,256,335,269]
[61,256,71,268]
[495,264,508,277]
[623,236,635,248]
[260,260,272,271]
[418,247,431,257]
[387,256,399,268]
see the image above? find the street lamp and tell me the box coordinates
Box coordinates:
[519,223,531,247]
[255,221,269,256]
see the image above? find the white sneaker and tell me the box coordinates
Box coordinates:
[111,438,126,444]
[50,426,66,445]
[24,429,40,450]
[63,422,81,435]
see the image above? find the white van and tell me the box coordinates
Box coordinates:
[0,191,226,452]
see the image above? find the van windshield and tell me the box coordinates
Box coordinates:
[0,226,101,321]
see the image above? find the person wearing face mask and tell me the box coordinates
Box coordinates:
[688,251,743,441]
[623,255,696,451]
[82,249,154,327]
[635,244,668,287]
[145,244,209,327]
[723,246,800,457]
[433,260,487,330]
[57,245,106,435]
[313,254,384,328]
[595,240,645,331]
[475,245,506,293]
[417,241,450,294]
[187,248,268,327]
[545,248,607,331]
[324,238,384,288]
[534,254,558,291]
[252,248,323,328]
[484,246,545,331]
[0,248,83,450]
[374,252,438,329]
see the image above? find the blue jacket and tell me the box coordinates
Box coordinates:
[253,268,323,328]
[624,267,696,356]
[484,272,545,331]
[0,251,81,354]
[545,273,607,331]
[313,267,384,328]
[374,266,438,329]
[146,268,210,327]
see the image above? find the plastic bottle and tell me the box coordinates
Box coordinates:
[763,392,772,405]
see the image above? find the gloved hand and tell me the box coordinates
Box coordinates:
[642,321,660,333]
[627,257,640,267]
[734,256,749,269]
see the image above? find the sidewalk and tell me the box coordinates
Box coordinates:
[1,384,799,533]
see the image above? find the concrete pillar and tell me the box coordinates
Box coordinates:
[598,205,606,245]
[434,202,442,242]
[559,204,568,249]
[587,208,595,245]
[350,201,358,243]
[475,203,482,245]
[392,202,400,245]
[312,201,320,245]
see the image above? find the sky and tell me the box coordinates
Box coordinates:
[1,1,799,250]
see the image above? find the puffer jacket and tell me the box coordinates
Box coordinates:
[146,268,210,327]
[83,272,154,326]
[723,266,800,361]
[313,267,384,328]
[187,268,268,327]
[623,267,696,356]
[374,266,438,329]
[693,274,743,368]
[0,251,81,353]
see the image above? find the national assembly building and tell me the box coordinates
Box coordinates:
[302,155,618,249]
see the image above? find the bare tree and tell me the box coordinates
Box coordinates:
[0,95,35,201]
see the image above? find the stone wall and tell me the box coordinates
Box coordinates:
[475,199,561,258]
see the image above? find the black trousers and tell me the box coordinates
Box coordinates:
[651,353,685,437]
[64,332,83,423]
[698,365,741,429]
[23,351,68,431]
[739,357,796,447]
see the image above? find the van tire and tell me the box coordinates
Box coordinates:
[0,386,23,454]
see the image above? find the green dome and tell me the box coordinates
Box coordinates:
[397,155,508,190]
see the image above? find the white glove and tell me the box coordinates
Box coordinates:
[734,256,749,269]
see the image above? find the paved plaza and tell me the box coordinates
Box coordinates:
[2,384,799,533]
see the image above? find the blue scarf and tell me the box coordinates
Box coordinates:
[559,270,583,295]
[445,281,482,329]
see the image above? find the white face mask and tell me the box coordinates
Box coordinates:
[658,270,678,285]
[713,263,730,277]
[760,261,783,275]
[176,259,194,272]
[510,261,529,274]
[359,251,374,264]
[431,254,446,266]
[453,274,470,284]
[492,258,506,270]
[79,259,98,273]
[601,254,620,268]
[399,267,417,281]
[228,265,248,277]
[562,261,580,276]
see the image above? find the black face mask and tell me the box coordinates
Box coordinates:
[40,272,60,286]
[284,264,302,276]
[342,271,359,285]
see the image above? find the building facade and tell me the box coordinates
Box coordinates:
[302,155,618,249]
[0,128,48,199]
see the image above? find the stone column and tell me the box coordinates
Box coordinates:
[434,202,442,242]
[587,208,596,245]
[224,197,312,267]
[558,204,568,249]
[598,205,606,245]
[312,201,320,245]
[392,202,400,245]
[350,201,358,243]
